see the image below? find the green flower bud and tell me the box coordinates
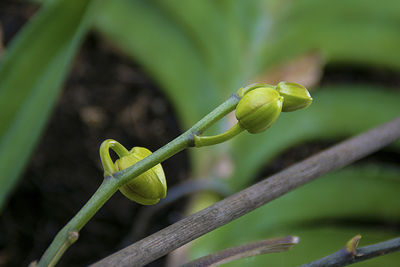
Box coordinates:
[116,147,167,205]
[236,86,283,134]
[276,81,312,112]
[237,83,275,97]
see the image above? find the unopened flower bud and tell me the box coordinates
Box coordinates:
[276,82,312,112]
[116,147,167,205]
[237,83,275,97]
[236,87,283,134]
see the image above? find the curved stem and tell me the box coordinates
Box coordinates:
[110,140,130,157]
[99,139,130,177]
[37,94,241,267]
[194,123,244,147]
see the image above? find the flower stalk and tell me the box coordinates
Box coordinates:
[37,82,312,266]
[37,93,241,266]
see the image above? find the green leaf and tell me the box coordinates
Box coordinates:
[151,0,242,92]
[230,85,400,190]
[0,0,97,209]
[260,0,400,71]
[189,165,400,266]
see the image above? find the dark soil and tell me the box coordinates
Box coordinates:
[321,64,400,89]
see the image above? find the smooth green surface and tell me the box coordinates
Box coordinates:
[117,147,167,205]
[276,82,313,112]
[0,0,98,209]
[235,87,282,133]
[190,165,400,266]
[194,123,244,148]
[260,0,400,71]
[152,0,242,92]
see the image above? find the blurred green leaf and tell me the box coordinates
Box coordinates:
[0,0,97,209]
[230,85,400,189]
[96,0,400,124]
[152,0,242,92]
[260,0,400,71]
[190,165,400,266]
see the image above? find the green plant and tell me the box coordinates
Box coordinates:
[1,0,400,266]
[37,81,312,266]
[94,2,400,264]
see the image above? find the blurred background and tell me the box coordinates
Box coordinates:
[0,0,399,266]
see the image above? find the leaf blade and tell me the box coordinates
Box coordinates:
[0,0,97,209]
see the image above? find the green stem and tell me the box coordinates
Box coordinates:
[99,139,130,177]
[37,94,240,267]
[194,123,244,147]
[39,178,120,267]
[116,94,240,187]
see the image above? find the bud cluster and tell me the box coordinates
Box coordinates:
[236,82,312,134]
